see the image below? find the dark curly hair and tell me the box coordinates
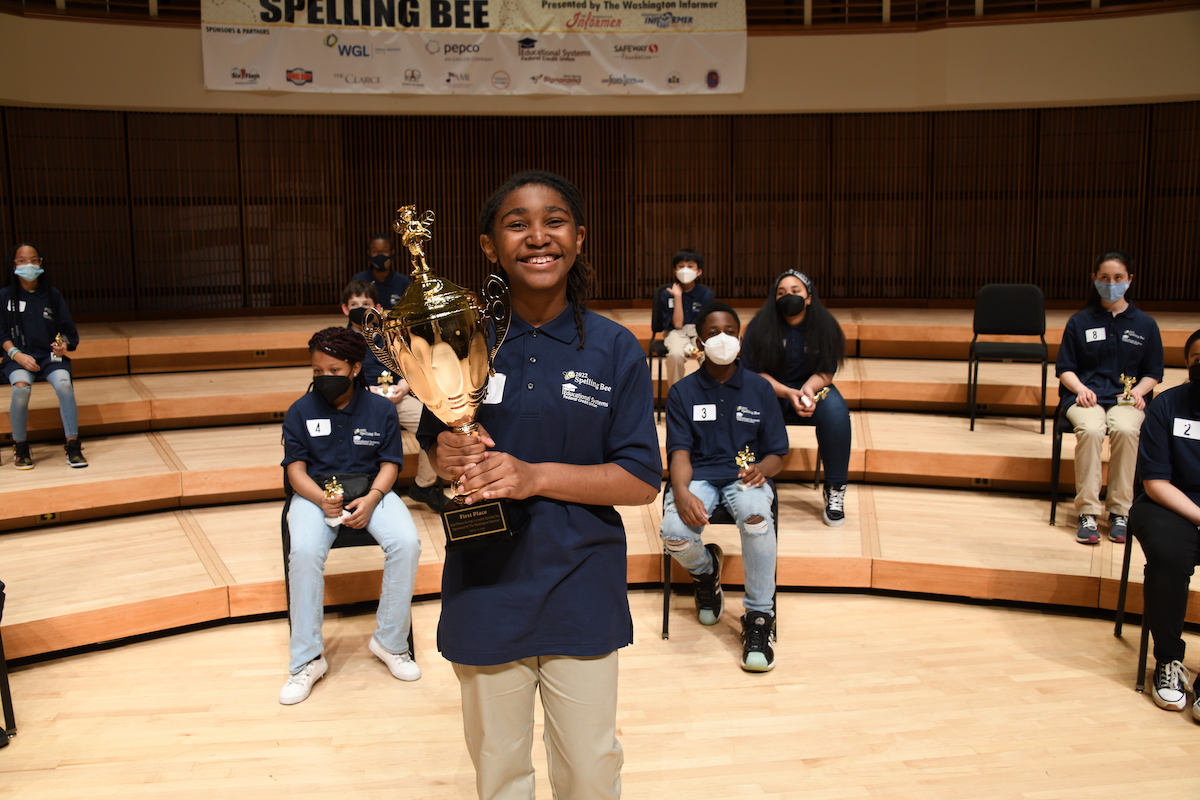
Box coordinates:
[308,326,368,385]
[478,170,593,349]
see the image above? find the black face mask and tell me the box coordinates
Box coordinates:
[369,254,391,272]
[1190,362,1200,384]
[347,307,368,327]
[314,375,353,405]
[775,294,807,317]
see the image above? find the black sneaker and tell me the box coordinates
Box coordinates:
[692,543,724,626]
[1152,659,1190,712]
[823,483,847,527]
[13,441,33,470]
[741,611,776,672]
[407,480,447,513]
[65,439,88,468]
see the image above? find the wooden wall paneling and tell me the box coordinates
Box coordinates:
[0,108,11,253]
[7,107,134,313]
[1145,102,1200,303]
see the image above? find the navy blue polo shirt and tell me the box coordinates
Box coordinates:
[666,363,789,483]
[417,304,661,666]
[352,269,412,310]
[741,318,832,389]
[1,285,80,379]
[660,283,714,331]
[1056,304,1164,408]
[1137,381,1200,506]
[282,386,403,479]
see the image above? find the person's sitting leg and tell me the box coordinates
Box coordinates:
[397,394,447,511]
[281,495,336,703]
[539,652,623,800]
[660,480,724,624]
[720,480,778,671]
[788,385,852,526]
[46,368,86,467]
[662,326,692,389]
[1104,404,1146,541]
[1131,499,1200,712]
[1065,403,1107,543]
[7,368,34,469]
[454,657,539,800]
[365,490,423,680]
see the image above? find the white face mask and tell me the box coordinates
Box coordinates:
[675,266,698,285]
[702,332,740,365]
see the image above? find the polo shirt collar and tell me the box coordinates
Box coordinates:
[694,361,745,390]
[509,303,581,346]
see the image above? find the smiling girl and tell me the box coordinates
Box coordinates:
[419,171,660,800]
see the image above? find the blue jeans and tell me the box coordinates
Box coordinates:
[659,479,777,613]
[286,492,421,674]
[782,383,851,486]
[8,366,78,440]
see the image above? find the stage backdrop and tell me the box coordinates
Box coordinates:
[200,0,746,95]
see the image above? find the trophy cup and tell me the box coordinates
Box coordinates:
[323,476,347,528]
[360,206,512,550]
[1117,374,1137,406]
[51,332,65,363]
[735,446,756,491]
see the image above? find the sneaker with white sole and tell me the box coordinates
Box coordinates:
[740,611,776,673]
[1076,514,1100,545]
[692,543,724,626]
[1108,513,1128,544]
[1152,659,1191,712]
[823,484,847,527]
[279,655,328,705]
[369,636,421,681]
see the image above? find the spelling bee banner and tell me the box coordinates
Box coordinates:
[201,0,745,95]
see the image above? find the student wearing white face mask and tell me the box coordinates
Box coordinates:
[660,248,714,392]
[659,301,789,672]
[1057,249,1163,545]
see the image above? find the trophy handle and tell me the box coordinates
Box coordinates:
[359,308,404,377]
[482,274,511,370]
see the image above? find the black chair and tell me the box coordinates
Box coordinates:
[968,284,1048,434]
[1048,404,1074,526]
[661,479,780,640]
[0,580,14,746]
[646,283,670,422]
[281,476,414,657]
[1112,522,1151,692]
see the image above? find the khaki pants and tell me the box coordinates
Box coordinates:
[663,325,700,390]
[454,652,622,800]
[1065,402,1145,517]
[396,393,438,487]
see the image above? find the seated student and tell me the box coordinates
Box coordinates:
[660,301,789,672]
[279,327,422,705]
[2,243,86,468]
[661,249,714,392]
[342,280,447,513]
[352,233,412,310]
[1133,329,1200,717]
[741,270,850,527]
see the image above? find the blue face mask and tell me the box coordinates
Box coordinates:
[1094,280,1129,303]
[14,266,43,282]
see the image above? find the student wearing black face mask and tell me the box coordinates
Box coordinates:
[278,326,422,705]
[1131,330,1200,718]
[351,234,412,309]
[742,270,851,527]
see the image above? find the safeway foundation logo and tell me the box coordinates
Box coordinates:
[286,68,313,86]
[613,43,659,60]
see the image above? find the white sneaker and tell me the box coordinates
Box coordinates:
[279,656,328,705]
[1152,659,1191,712]
[369,636,421,681]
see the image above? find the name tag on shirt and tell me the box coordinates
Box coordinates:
[1084,327,1106,342]
[693,403,716,421]
[482,372,506,405]
[4,300,26,313]
[306,419,331,437]
[1174,418,1200,440]
[667,297,675,308]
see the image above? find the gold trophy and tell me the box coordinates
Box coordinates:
[735,446,756,492]
[800,386,830,409]
[360,206,512,549]
[323,476,347,528]
[1117,374,1137,406]
[51,332,65,363]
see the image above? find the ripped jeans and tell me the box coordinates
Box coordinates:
[660,479,776,613]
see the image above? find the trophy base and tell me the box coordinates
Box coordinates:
[1117,397,1136,406]
[442,497,513,550]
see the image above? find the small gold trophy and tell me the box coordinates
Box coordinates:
[360,206,512,550]
[800,386,830,409]
[323,476,346,528]
[735,445,756,491]
[51,332,65,363]
[1117,374,1137,406]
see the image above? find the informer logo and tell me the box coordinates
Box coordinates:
[644,12,694,28]
[445,43,481,55]
[286,68,313,86]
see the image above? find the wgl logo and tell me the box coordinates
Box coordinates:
[325,34,369,57]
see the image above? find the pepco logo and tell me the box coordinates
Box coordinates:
[286,68,313,86]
